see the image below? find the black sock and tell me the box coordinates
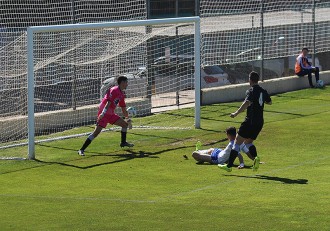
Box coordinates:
[80,138,92,151]
[227,149,239,168]
[315,67,320,81]
[249,145,258,158]
[308,75,313,86]
[121,131,127,144]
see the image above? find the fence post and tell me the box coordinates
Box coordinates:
[194,19,201,129]
[27,28,35,160]
[312,0,316,65]
[260,0,264,81]
[71,0,77,110]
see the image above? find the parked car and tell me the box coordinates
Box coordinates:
[152,55,194,76]
[200,65,230,88]
[153,55,194,65]
[101,67,147,99]
[153,55,230,88]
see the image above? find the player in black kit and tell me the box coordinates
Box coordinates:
[218,71,272,172]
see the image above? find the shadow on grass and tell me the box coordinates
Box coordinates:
[0,130,230,175]
[275,88,329,102]
[32,144,163,170]
[264,108,330,125]
[1,137,227,173]
[225,174,308,184]
[264,109,305,117]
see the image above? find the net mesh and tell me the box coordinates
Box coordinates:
[2,0,330,158]
[0,21,196,158]
[0,1,196,158]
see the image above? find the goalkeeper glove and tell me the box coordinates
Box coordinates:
[126,118,132,129]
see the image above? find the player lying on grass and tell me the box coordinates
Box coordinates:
[78,76,134,156]
[192,127,255,168]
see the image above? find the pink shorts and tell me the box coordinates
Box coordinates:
[97,113,120,128]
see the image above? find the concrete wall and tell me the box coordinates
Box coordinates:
[0,97,150,142]
[201,71,330,105]
[1,72,329,142]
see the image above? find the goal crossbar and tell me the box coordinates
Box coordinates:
[27,16,201,160]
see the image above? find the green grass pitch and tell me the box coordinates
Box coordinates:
[1,87,330,230]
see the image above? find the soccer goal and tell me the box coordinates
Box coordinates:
[0,17,201,160]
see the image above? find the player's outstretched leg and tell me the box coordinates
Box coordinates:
[252,156,260,171]
[219,133,246,172]
[78,135,93,156]
[192,149,213,164]
[218,143,240,172]
[192,151,204,164]
[218,149,238,172]
[218,163,232,172]
[195,141,202,151]
[78,149,85,156]
[78,125,102,156]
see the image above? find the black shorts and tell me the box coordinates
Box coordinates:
[238,121,263,140]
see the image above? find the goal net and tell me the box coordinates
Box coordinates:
[0,17,200,159]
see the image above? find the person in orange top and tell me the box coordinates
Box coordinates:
[295,48,319,88]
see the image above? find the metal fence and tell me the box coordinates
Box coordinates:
[200,0,330,81]
[1,1,330,98]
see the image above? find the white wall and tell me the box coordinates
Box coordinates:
[201,71,330,105]
[0,98,150,141]
[1,72,329,142]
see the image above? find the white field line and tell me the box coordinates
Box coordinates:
[0,193,156,204]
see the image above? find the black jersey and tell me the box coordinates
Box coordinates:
[244,84,271,124]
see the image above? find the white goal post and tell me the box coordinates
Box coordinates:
[26,17,201,160]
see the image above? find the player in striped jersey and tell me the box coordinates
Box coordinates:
[192,127,254,168]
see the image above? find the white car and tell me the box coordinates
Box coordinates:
[201,65,230,88]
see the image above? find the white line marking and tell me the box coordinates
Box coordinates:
[0,194,156,204]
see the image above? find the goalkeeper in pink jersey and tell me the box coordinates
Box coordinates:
[78,76,133,156]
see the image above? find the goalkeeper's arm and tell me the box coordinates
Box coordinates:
[121,107,133,129]
[97,101,111,122]
[121,106,129,119]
